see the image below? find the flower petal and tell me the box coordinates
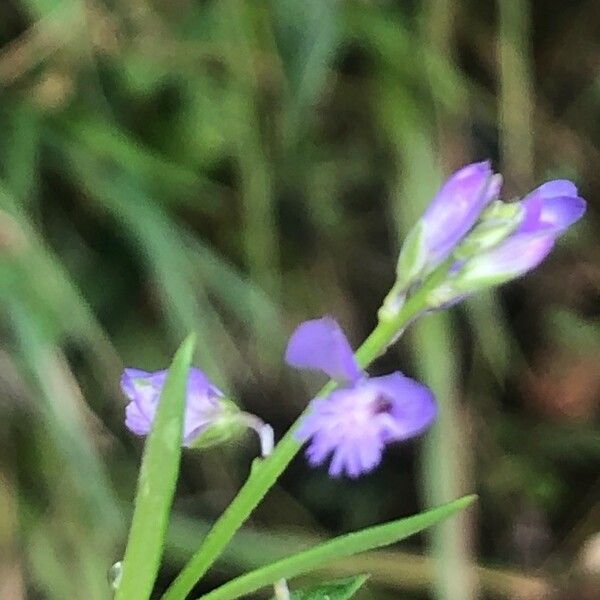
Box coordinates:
[121,368,151,398]
[121,369,166,422]
[528,179,578,199]
[182,368,223,443]
[328,437,384,478]
[125,400,152,435]
[520,186,586,235]
[518,195,544,233]
[285,317,362,382]
[296,372,436,478]
[297,387,386,477]
[461,232,556,284]
[121,367,225,445]
[365,373,437,441]
[422,161,499,266]
[539,196,586,234]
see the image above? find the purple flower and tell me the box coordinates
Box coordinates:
[122,367,224,446]
[420,161,501,270]
[286,317,437,478]
[457,179,586,284]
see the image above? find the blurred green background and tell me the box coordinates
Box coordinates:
[0,1,598,599]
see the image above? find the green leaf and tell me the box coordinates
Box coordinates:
[115,334,196,600]
[196,495,476,600]
[271,575,369,600]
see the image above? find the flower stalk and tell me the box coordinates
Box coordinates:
[155,163,585,600]
[160,265,446,600]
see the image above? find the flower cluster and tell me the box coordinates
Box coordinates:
[386,161,586,311]
[122,161,585,480]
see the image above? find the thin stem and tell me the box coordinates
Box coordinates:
[236,412,281,599]
[238,413,274,458]
[161,275,439,600]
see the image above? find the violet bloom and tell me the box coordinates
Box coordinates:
[122,367,224,447]
[286,317,436,478]
[418,161,501,271]
[458,179,586,284]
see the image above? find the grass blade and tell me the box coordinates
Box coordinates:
[195,495,476,600]
[115,334,196,600]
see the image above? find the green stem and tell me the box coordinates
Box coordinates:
[161,278,439,600]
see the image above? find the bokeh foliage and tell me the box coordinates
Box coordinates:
[0,1,598,599]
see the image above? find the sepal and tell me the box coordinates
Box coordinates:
[395,221,427,289]
[453,200,524,260]
[187,399,246,450]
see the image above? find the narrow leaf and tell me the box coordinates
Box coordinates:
[271,575,368,600]
[197,495,476,600]
[116,334,196,600]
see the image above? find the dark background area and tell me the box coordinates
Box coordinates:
[0,1,598,599]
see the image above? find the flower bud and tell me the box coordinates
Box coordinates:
[395,161,501,287]
[452,233,556,291]
[122,368,272,455]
